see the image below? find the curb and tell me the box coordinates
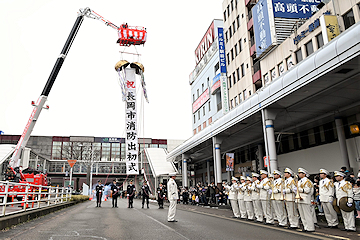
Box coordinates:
[0,201,79,230]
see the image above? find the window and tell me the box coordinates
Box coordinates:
[207,77,209,87]
[197,89,199,98]
[225,31,228,43]
[193,115,196,124]
[237,15,240,29]
[278,62,285,76]
[233,72,236,85]
[316,33,324,49]
[234,96,238,106]
[228,76,232,88]
[198,111,200,120]
[214,62,219,75]
[202,83,204,92]
[239,39,242,52]
[229,26,232,38]
[286,56,294,69]
[236,68,240,81]
[264,73,269,85]
[239,93,242,103]
[230,99,234,109]
[241,64,245,77]
[271,68,276,80]
[343,9,355,30]
[233,21,236,35]
[243,89,247,100]
[208,101,211,111]
[227,5,230,17]
[234,43,238,56]
[227,53,230,65]
[231,48,234,60]
[203,106,205,116]
[295,49,303,63]
[305,40,314,56]
[193,94,195,102]
[249,90,251,96]
[224,11,227,22]
[231,0,234,11]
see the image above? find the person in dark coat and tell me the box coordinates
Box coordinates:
[111,179,119,208]
[95,180,104,207]
[127,180,136,208]
[157,183,166,209]
[141,181,152,208]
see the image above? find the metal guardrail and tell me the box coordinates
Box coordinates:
[0,181,71,217]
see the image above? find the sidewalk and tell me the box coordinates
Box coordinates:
[144,199,360,240]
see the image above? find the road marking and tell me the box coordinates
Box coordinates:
[183,208,351,240]
[134,208,190,240]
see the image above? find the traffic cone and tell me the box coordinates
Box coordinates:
[21,195,29,208]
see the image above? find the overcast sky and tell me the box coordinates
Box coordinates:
[0,0,223,141]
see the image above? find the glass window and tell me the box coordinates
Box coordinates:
[264,73,269,85]
[295,49,303,63]
[305,40,314,56]
[101,143,110,161]
[286,56,294,69]
[236,68,240,81]
[278,62,285,76]
[239,93,242,103]
[198,111,200,120]
[237,15,240,29]
[52,142,62,160]
[228,76,232,88]
[234,96,238,106]
[234,43,238,56]
[231,48,234,60]
[233,72,236,85]
[343,9,355,30]
[227,53,230,64]
[243,89,247,100]
[203,106,205,116]
[197,89,199,98]
[230,99,234,109]
[202,83,204,92]
[214,62,219,75]
[239,39,242,52]
[208,101,211,111]
[316,33,324,49]
[111,143,120,161]
[233,21,236,35]
[271,68,276,80]
[193,114,196,124]
[229,26,232,38]
[224,11,227,22]
[241,64,245,77]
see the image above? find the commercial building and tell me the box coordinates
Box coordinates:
[190,19,229,135]
[168,0,360,188]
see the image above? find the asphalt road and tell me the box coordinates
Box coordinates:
[1,198,359,240]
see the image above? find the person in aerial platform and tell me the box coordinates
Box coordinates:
[157,183,166,209]
[127,179,136,208]
[141,180,152,209]
[95,180,104,207]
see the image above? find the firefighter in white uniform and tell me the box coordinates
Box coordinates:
[237,176,247,219]
[259,170,274,224]
[283,168,299,229]
[225,176,240,218]
[251,172,263,222]
[319,169,338,228]
[167,172,178,222]
[243,176,254,220]
[334,171,356,232]
[272,170,288,227]
[296,167,315,232]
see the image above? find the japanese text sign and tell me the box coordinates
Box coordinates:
[272,0,321,19]
[217,27,227,73]
[253,0,273,57]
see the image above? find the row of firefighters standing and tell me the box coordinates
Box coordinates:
[94,179,166,209]
[225,168,357,232]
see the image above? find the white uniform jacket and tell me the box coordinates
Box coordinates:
[251,180,260,200]
[319,178,335,203]
[237,182,245,200]
[273,178,284,201]
[167,178,178,201]
[226,183,238,200]
[335,179,354,205]
[296,177,314,204]
[259,177,271,200]
[243,183,252,202]
[284,177,296,202]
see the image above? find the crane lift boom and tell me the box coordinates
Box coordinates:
[8,7,147,181]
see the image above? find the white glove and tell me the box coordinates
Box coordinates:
[268,189,272,194]
[256,185,261,189]
[329,200,333,203]
[283,189,286,194]
[347,202,353,207]
[348,198,353,203]
[292,187,297,193]
[298,187,303,193]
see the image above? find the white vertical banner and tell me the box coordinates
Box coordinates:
[125,68,139,175]
[220,75,229,114]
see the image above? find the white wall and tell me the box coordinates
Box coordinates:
[278,136,360,174]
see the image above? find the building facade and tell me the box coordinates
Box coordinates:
[190,19,229,135]
[168,0,360,188]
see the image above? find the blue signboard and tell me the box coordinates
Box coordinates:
[217,28,227,74]
[272,0,322,19]
[213,73,220,85]
[253,0,273,57]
